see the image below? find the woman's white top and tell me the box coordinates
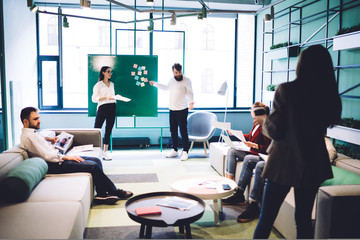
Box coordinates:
[153,76,194,111]
[91,81,116,109]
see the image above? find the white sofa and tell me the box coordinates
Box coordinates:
[0,128,102,239]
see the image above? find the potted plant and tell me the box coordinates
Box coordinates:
[267,41,300,59]
[263,84,277,101]
[333,23,360,51]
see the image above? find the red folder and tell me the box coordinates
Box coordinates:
[135,206,162,216]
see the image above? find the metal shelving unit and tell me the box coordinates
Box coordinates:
[260,0,360,103]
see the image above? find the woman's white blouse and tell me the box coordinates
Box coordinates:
[91,81,116,109]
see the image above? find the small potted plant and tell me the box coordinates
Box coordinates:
[263,84,277,101]
[333,23,360,51]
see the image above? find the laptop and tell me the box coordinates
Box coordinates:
[221,134,251,152]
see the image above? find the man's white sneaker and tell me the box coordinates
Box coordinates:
[181,152,188,161]
[166,149,178,158]
[103,151,112,160]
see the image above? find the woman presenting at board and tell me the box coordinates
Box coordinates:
[92,66,116,160]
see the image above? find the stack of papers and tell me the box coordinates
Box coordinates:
[157,196,198,211]
[114,94,131,102]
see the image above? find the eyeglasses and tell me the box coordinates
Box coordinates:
[105,70,113,73]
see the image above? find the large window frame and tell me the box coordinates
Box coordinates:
[36,5,255,111]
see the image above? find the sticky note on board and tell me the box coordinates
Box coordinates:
[142,66,146,70]
[136,81,141,86]
[143,78,148,82]
[141,77,145,82]
[131,72,135,76]
[141,82,145,87]
[134,76,139,80]
[138,66,142,71]
[133,64,138,68]
[138,71,142,76]
[143,70,148,75]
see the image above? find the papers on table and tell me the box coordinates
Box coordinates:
[114,94,131,102]
[157,196,198,211]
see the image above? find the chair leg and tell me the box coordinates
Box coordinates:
[206,140,210,149]
[189,141,194,152]
[203,141,207,157]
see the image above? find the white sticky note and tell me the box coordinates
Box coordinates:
[141,82,145,87]
[138,71,142,76]
[142,66,146,70]
[141,77,145,82]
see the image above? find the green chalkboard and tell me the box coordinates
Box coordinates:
[88,55,158,117]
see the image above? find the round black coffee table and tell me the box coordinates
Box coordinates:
[125,191,205,239]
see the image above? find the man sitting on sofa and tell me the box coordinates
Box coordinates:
[20,107,133,205]
[223,155,266,223]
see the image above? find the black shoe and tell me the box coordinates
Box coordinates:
[113,188,133,199]
[222,192,245,206]
[94,194,119,205]
[237,202,260,223]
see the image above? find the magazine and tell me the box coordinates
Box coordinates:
[157,196,198,211]
[55,131,74,154]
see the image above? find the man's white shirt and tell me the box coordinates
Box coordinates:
[153,76,194,111]
[21,128,64,164]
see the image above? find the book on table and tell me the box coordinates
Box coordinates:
[135,206,162,216]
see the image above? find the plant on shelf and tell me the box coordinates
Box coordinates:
[340,117,360,130]
[266,84,278,91]
[336,23,360,36]
[270,41,293,50]
[334,141,360,160]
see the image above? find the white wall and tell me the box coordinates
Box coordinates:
[3,0,38,146]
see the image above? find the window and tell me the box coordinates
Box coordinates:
[37,7,254,110]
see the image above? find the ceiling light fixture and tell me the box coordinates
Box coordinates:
[170,12,176,25]
[265,6,274,22]
[146,0,154,5]
[30,4,38,12]
[63,16,69,28]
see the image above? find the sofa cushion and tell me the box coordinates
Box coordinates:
[0,157,48,202]
[28,173,93,229]
[0,201,83,239]
[321,166,360,186]
[334,158,360,176]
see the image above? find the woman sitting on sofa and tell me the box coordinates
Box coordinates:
[224,102,271,182]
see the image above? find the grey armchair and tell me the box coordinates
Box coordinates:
[187,111,217,157]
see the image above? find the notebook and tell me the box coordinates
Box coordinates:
[221,134,251,152]
[135,206,162,216]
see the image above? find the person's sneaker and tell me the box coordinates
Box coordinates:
[180,151,188,161]
[93,194,119,205]
[103,151,112,161]
[237,202,260,223]
[166,149,178,158]
[113,188,133,199]
[222,192,246,206]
